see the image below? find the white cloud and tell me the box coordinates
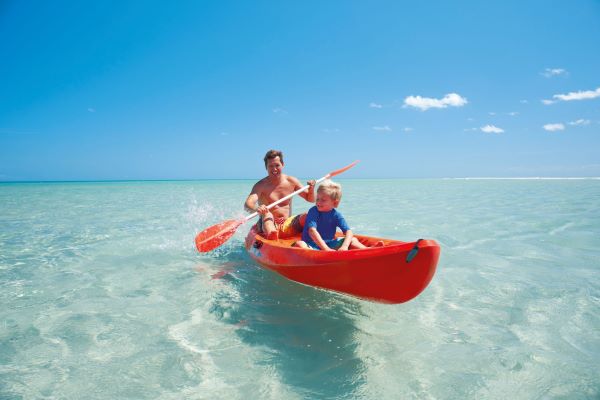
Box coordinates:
[403,92,467,111]
[554,87,600,101]
[488,112,496,116]
[568,119,591,126]
[220,132,229,136]
[480,125,504,134]
[322,128,340,133]
[272,107,288,114]
[543,123,565,131]
[543,87,600,104]
[541,68,568,78]
[403,127,413,132]
[520,100,529,104]
[87,108,96,113]
[372,125,392,131]
[464,128,478,132]
[508,112,519,116]
[369,102,383,109]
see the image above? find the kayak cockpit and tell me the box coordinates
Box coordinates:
[251,232,397,249]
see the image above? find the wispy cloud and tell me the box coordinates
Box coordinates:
[541,68,568,78]
[481,125,504,134]
[520,100,529,104]
[543,87,600,104]
[220,132,229,136]
[272,107,288,114]
[568,119,591,126]
[372,125,392,132]
[543,123,565,132]
[322,128,340,133]
[508,112,519,116]
[403,127,413,132]
[488,112,496,116]
[369,102,383,109]
[403,93,467,111]
[87,108,96,113]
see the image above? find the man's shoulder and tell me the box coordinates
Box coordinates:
[256,176,270,184]
[252,176,270,190]
[284,174,301,186]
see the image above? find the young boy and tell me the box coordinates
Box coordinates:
[294,180,373,251]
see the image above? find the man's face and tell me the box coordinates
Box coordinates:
[266,157,283,177]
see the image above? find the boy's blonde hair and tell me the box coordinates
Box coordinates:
[317,179,342,202]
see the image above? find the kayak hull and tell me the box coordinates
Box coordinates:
[244,228,440,304]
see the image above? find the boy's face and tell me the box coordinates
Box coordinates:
[316,192,338,212]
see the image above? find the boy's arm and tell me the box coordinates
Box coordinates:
[336,211,352,251]
[338,230,354,251]
[308,227,334,251]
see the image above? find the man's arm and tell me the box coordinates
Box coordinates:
[244,183,261,213]
[290,176,315,202]
[245,181,272,216]
[244,193,258,213]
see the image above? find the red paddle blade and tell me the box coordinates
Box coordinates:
[195,219,244,252]
[328,160,359,178]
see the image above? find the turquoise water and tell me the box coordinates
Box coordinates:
[1,179,598,399]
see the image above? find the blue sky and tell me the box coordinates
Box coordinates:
[1,1,599,180]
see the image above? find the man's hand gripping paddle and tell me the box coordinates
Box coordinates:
[195,161,359,252]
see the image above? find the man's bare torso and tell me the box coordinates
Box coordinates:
[254,174,299,220]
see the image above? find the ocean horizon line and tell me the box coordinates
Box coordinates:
[1,176,599,184]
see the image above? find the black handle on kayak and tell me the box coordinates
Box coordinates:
[406,239,423,263]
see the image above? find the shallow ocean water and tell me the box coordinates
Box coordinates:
[0,179,598,399]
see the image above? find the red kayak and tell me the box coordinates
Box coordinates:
[245,227,440,304]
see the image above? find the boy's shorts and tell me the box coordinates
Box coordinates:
[256,214,303,239]
[305,238,344,250]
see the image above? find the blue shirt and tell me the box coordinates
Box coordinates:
[301,206,350,243]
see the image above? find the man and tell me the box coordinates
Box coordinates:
[244,150,315,240]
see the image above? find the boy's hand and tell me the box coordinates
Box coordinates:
[307,180,316,189]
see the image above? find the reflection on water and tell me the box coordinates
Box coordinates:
[207,248,366,399]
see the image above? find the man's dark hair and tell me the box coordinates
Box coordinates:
[264,150,284,167]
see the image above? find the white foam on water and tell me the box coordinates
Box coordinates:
[549,221,575,235]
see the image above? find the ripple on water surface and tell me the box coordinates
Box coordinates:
[0,180,599,399]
